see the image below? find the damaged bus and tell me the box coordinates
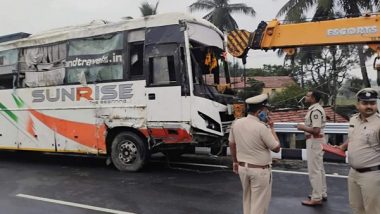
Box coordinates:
[0,13,236,171]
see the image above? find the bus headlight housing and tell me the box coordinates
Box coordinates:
[198,112,221,132]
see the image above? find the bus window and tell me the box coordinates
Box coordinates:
[129,42,144,77]
[66,65,122,84]
[68,34,122,56]
[0,75,14,89]
[149,55,176,85]
[66,33,123,84]
[0,50,18,73]
[19,43,66,87]
[21,43,66,72]
[128,29,145,43]
[0,49,18,89]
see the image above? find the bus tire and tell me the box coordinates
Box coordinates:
[111,131,148,172]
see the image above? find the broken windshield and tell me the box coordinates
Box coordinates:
[190,42,233,104]
[190,44,227,86]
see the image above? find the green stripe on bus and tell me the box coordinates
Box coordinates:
[12,94,25,108]
[0,103,18,122]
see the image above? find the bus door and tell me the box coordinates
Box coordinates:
[145,43,184,122]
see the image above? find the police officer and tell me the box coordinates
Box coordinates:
[229,94,281,214]
[338,88,380,214]
[297,90,327,206]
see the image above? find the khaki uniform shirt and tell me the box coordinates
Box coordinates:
[304,103,326,134]
[348,113,380,169]
[229,114,279,165]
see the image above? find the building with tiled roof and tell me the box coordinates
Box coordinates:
[203,75,246,89]
[253,76,296,95]
[270,107,348,123]
[204,75,296,95]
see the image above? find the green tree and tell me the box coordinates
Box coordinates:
[287,45,358,105]
[139,1,159,17]
[270,84,306,109]
[232,64,292,77]
[245,68,267,77]
[188,0,256,32]
[277,0,380,87]
[260,64,292,76]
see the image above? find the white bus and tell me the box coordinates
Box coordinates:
[0,13,236,171]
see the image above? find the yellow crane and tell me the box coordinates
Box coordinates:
[227,14,380,85]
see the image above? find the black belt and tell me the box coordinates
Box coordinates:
[354,165,380,173]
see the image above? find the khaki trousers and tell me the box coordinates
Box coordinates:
[306,138,327,200]
[238,166,272,214]
[348,169,380,214]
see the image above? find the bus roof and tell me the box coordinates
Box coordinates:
[0,13,223,52]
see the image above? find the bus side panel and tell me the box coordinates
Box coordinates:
[13,80,147,154]
[19,111,56,151]
[0,90,21,149]
[13,85,100,153]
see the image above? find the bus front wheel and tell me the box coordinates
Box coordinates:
[111,131,148,172]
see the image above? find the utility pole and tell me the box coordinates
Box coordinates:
[242,56,247,97]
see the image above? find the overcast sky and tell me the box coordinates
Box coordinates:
[0,0,377,81]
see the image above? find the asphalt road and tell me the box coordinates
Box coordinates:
[0,151,351,214]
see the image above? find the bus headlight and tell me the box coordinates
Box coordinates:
[198,112,221,132]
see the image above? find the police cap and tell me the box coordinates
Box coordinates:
[245,94,269,105]
[356,88,379,101]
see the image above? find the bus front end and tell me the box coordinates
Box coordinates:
[183,20,238,152]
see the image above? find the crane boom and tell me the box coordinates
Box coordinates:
[228,14,380,58]
[227,14,380,85]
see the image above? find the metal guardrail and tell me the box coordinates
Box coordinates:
[274,122,349,134]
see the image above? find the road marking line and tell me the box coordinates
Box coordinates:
[152,160,229,169]
[166,162,347,178]
[272,169,348,178]
[16,194,136,214]
[167,161,229,169]
[153,160,348,178]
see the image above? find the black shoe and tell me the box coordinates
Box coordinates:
[308,195,327,201]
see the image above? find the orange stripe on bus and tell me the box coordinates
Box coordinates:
[27,115,37,138]
[29,110,106,151]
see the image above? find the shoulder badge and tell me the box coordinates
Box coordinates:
[310,109,323,122]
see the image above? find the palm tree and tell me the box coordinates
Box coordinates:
[277,0,380,87]
[188,0,256,32]
[139,1,159,17]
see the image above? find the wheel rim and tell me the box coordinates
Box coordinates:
[118,140,138,164]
